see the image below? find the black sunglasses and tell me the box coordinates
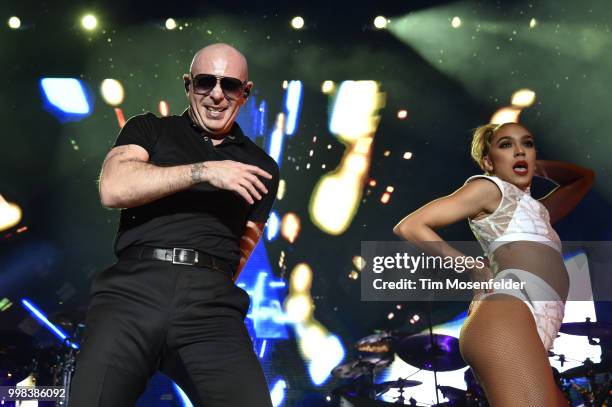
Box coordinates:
[187,73,248,99]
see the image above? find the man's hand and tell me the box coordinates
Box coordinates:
[197,160,272,204]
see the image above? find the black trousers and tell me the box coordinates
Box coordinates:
[69,258,272,407]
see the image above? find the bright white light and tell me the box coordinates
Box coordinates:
[165,18,177,30]
[286,295,312,323]
[100,79,125,106]
[8,16,21,29]
[308,335,345,385]
[41,78,90,114]
[403,152,413,159]
[374,16,388,29]
[321,80,335,94]
[0,195,22,232]
[490,107,521,124]
[268,113,285,164]
[284,80,303,135]
[291,16,304,29]
[329,81,380,141]
[511,88,536,108]
[529,18,538,28]
[81,14,98,31]
[451,16,462,28]
[266,211,280,241]
[173,383,194,407]
[270,379,286,407]
[291,263,312,292]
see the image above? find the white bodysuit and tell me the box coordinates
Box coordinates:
[464,174,565,351]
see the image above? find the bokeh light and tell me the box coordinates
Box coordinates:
[8,16,21,30]
[291,16,304,30]
[100,79,125,106]
[0,195,22,232]
[81,14,98,31]
[165,18,177,30]
[374,16,388,29]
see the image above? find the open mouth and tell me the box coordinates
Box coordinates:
[205,106,227,113]
[513,160,528,175]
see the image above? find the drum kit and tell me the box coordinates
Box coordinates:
[330,318,612,406]
[0,310,84,406]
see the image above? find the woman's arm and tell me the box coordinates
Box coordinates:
[393,179,500,279]
[535,160,595,224]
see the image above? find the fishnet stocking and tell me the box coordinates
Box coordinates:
[460,294,569,406]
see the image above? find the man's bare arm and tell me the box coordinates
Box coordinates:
[99,144,273,209]
[233,221,265,281]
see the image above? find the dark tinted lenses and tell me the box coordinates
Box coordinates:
[192,74,244,98]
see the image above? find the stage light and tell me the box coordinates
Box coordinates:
[159,100,169,116]
[277,179,286,200]
[286,295,312,323]
[81,14,98,31]
[529,18,537,28]
[0,195,22,232]
[284,80,303,135]
[270,379,286,407]
[321,80,335,94]
[266,211,280,241]
[307,333,345,385]
[491,106,521,124]
[268,113,285,164]
[511,88,536,108]
[352,256,365,271]
[281,212,301,243]
[173,383,194,407]
[451,16,462,28]
[8,16,21,29]
[165,18,177,30]
[21,299,79,349]
[311,81,383,235]
[397,109,408,119]
[40,78,91,121]
[403,152,413,159]
[291,263,313,292]
[100,78,125,106]
[374,16,388,29]
[291,16,305,29]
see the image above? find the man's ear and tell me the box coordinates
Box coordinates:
[241,81,254,104]
[183,74,190,94]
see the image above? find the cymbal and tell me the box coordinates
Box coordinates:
[395,333,465,372]
[355,332,393,354]
[374,378,422,393]
[559,321,612,338]
[560,362,611,379]
[332,355,393,379]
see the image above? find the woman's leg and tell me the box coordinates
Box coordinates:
[460,294,568,406]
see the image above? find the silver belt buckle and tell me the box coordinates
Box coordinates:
[172,248,198,265]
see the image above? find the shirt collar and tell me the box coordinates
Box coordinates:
[181,108,246,145]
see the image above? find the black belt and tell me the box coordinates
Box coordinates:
[119,246,234,278]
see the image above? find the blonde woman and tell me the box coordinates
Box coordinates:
[393,122,594,406]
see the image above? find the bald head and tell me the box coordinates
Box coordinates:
[189,43,249,81]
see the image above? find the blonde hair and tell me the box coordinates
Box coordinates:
[470,122,516,174]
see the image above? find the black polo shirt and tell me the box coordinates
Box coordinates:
[111,109,280,270]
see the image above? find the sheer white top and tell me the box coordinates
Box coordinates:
[465,175,562,256]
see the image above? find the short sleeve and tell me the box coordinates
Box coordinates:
[248,160,280,223]
[113,113,158,156]
[464,174,504,197]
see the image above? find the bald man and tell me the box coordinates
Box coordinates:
[69,44,277,407]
